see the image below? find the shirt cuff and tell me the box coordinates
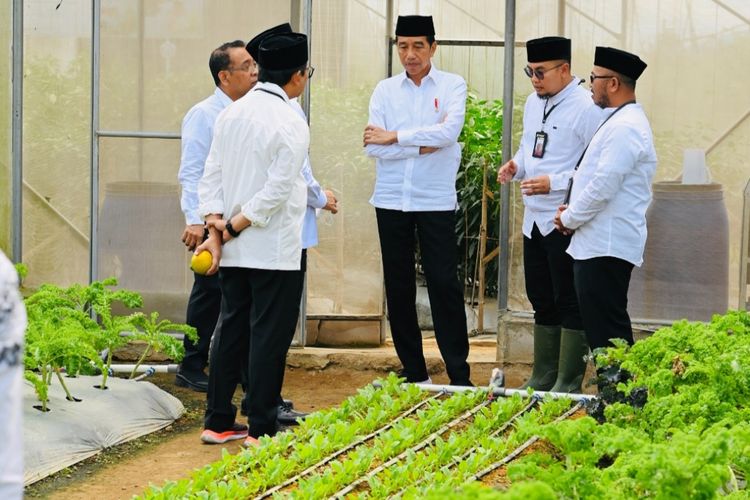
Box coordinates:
[185,212,203,226]
[241,206,269,228]
[199,202,225,219]
[396,129,416,146]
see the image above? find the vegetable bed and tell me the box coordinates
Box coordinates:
[140,311,750,499]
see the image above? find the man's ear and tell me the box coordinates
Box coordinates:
[218,69,229,86]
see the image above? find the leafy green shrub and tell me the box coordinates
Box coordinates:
[456,93,503,296]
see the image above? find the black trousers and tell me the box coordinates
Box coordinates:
[376,208,471,385]
[523,224,583,330]
[573,256,635,351]
[182,272,221,373]
[204,259,304,438]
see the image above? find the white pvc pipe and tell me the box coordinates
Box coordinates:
[108,364,180,374]
[410,382,595,403]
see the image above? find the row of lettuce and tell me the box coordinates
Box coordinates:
[138,310,750,498]
[17,264,195,411]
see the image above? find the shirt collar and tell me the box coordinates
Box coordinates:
[399,62,439,87]
[253,82,291,103]
[214,87,233,106]
[545,76,581,106]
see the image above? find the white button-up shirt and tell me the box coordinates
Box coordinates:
[366,65,467,211]
[177,87,232,225]
[513,77,603,237]
[0,250,25,500]
[561,103,657,266]
[289,99,328,249]
[198,82,309,270]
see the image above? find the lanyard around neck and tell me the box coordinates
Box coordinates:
[256,87,286,103]
[563,100,636,205]
[541,79,584,127]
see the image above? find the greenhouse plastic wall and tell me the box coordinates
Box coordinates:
[7,0,750,326]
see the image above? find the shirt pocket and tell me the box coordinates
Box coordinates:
[545,123,577,155]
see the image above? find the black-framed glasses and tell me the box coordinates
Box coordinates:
[306,66,315,79]
[524,62,564,80]
[589,73,616,84]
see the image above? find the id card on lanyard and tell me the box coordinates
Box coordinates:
[532,99,560,159]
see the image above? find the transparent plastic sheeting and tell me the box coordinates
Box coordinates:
[23,375,183,486]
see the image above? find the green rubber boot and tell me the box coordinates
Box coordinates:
[519,324,561,391]
[550,328,589,394]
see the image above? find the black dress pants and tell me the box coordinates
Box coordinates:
[523,223,583,330]
[204,260,304,438]
[573,256,635,351]
[376,208,471,385]
[182,272,221,373]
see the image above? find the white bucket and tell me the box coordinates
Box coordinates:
[681,148,711,184]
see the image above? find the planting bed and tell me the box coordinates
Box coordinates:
[136,311,750,499]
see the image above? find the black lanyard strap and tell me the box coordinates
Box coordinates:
[541,79,584,127]
[542,100,559,125]
[256,87,286,103]
[563,100,636,205]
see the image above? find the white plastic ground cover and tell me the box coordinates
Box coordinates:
[23,374,184,485]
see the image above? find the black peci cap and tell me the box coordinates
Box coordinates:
[246,23,293,60]
[395,15,435,37]
[594,46,647,80]
[526,36,571,63]
[258,33,308,71]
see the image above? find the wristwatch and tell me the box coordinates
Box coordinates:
[225,220,241,238]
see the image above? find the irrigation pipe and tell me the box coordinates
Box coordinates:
[391,398,538,499]
[409,381,596,403]
[108,364,179,374]
[255,393,443,500]
[468,401,584,481]
[333,398,494,498]
[132,366,156,381]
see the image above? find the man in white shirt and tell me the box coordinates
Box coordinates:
[497,37,603,393]
[196,32,311,447]
[363,15,471,386]
[176,40,257,392]
[0,252,25,500]
[237,24,338,426]
[555,47,656,351]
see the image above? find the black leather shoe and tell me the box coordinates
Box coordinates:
[277,401,308,425]
[241,399,295,417]
[175,370,209,392]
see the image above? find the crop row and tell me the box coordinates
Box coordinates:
[140,311,750,499]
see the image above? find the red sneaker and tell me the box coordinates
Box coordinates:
[200,422,248,444]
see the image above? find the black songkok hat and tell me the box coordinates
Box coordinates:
[258,33,308,71]
[395,15,435,37]
[526,36,571,63]
[246,23,293,60]
[594,46,647,80]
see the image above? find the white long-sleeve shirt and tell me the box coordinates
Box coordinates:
[512,77,603,237]
[198,82,309,270]
[0,251,25,500]
[177,87,232,225]
[561,103,657,266]
[366,65,467,211]
[289,99,328,249]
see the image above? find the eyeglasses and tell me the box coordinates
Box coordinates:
[227,61,256,73]
[524,62,564,80]
[589,73,616,84]
[306,66,315,79]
